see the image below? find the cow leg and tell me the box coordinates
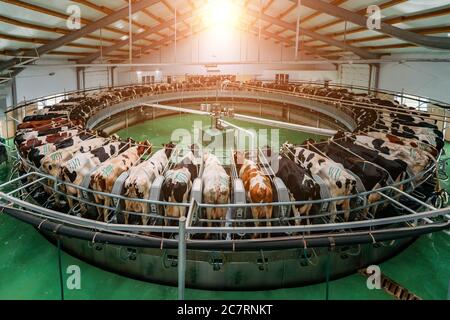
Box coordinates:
[251,207,259,239]
[342,199,350,222]
[164,207,169,227]
[103,197,111,222]
[329,202,337,223]
[67,194,74,211]
[205,207,214,240]
[293,205,301,226]
[266,206,272,238]
[93,193,103,220]
[142,202,149,226]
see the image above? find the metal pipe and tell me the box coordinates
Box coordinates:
[178,216,186,300]
[11,58,450,70]
[3,206,449,251]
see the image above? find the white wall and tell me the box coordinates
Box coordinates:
[339,64,373,88]
[14,60,77,102]
[84,68,109,89]
[118,29,337,84]
[258,70,338,82]
[379,53,450,103]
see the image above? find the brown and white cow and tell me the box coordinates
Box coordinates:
[90,141,152,221]
[59,139,130,210]
[123,142,176,225]
[234,151,273,238]
[202,152,230,237]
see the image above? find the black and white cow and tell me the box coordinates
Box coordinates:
[275,154,321,225]
[352,133,432,177]
[282,143,357,222]
[0,137,7,165]
[161,144,200,225]
[333,132,408,185]
[314,139,390,216]
[27,132,95,167]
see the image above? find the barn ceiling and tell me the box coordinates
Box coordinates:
[0,0,449,80]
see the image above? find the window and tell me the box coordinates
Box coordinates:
[395,93,428,112]
[37,94,65,110]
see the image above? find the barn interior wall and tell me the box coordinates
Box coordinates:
[117,29,337,85]
[378,53,450,103]
[14,59,77,103]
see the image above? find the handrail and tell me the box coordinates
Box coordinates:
[2,80,448,244]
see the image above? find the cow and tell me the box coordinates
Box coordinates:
[41,137,108,191]
[373,122,443,149]
[352,133,432,177]
[366,131,438,158]
[17,117,69,130]
[90,141,152,221]
[234,151,273,238]
[202,152,230,238]
[375,116,444,150]
[161,145,200,225]
[0,137,7,165]
[282,143,357,222]
[19,129,79,156]
[123,142,176,225]
[27,132,95,167]
[23,113,66,122]
[275,153,321,225]
[15,124,73,146]
[333,132,408,186]
[313,139,390,217]
[60,139,131,211]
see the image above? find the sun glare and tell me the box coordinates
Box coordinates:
[202,0,241,29]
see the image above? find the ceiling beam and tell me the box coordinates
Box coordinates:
[300,0,450,50]
[0,15,128,46]
[78,10,195,64]
[308,0,406,34]
[72,0,157,42]
[268,0,348,39]
[244,7,379,59]
[0,0,161,73]
[303,3,450,44]
[330,25,450,46]
[242,24,341,61]
[1,0,131,37]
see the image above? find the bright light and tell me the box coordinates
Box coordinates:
[202,0,241,29]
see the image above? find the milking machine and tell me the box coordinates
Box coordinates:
[230,148,247,238]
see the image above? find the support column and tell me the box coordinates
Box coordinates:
[10,76,18,138]
[76,67,81,91]
[373,63,380,92]
[82,67,86,92]
[110,67,116,88]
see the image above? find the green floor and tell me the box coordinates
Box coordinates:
[0,114,449,300]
